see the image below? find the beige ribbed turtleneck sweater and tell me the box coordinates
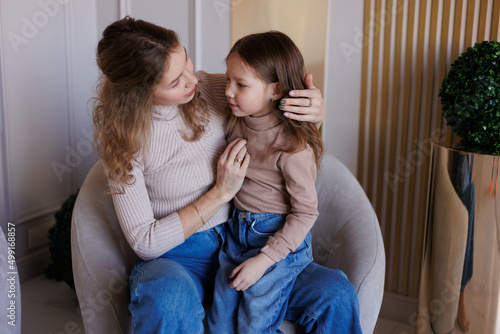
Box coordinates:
[107,71,230,261]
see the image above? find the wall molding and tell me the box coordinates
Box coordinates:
[63,0,78,192]
[0,0,99,285]
[0,1,79,226]
[0,0,13,226]
[12,197,65,225]
[192,0,201,71]
[322,0,331,147]
[119,0,131,18]
[17,246,50,283]
[323,0,363,175]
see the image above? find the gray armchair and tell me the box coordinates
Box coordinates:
[71,153,385,334]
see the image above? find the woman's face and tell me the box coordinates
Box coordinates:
[152,44,198,106]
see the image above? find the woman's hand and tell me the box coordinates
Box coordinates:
[178,138,248,239]
[228,253,275,291]
[212,138,250,203]
[280,73,325,127]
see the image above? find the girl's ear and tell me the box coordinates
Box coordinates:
[271,82,284,100]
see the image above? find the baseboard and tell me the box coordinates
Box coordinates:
[379,292,418,325]
[17,246,50,283]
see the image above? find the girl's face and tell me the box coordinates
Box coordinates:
[225,54,280,117]
[152,44,198,106]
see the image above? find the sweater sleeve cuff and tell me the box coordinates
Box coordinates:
[135,213,185,261]
[260,236,290,262]
[157,212,185,246]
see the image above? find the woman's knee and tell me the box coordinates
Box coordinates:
[326,268,356,292]
[130,258,203,315]
[292,264,359,310]
[290,266,361,332]
[318,268,358,307]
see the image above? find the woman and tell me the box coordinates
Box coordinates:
[93,17,361,333]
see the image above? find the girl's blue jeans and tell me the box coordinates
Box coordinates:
[208,209,313,333]
[128,223,362,334]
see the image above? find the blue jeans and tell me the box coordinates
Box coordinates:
[208,209,313,333]
[128,225,362,334]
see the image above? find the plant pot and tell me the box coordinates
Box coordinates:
[417,142,500,333]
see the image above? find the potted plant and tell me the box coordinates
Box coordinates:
[417,41,500,334]
[45,191,79,290]
[439,40,500,155]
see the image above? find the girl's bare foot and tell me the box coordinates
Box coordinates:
[458,290,470,332]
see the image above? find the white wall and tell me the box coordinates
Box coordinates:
[95,0,231,73]
[0,0,230,281]
[0,0,100,279]
[228,0,364,176]
[0,14,9,231]
[194,0,231,73]
[324,0,364,175]
[231,0,328,95]
[0,0,362,281]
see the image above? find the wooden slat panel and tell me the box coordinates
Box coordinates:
[383,0,404,291]
[358,0,372,187]
[451,0,465,72]
[375,0,395,246]
[465,0,477,46]
[411,0,448,297]
[443,0,464,147]
[491,0,500,41]
[359,0,496,298]
[366,0,383,206]
[396,0,427,295]
[478,0,489,41]
[389,0,415,293]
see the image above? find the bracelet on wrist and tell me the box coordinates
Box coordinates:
[192,203,206,225]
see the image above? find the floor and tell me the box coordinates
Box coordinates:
[374,318,414,334]
[21,275,414,334]
[21,275,85,333]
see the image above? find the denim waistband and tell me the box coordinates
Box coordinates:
[233,207,288,221]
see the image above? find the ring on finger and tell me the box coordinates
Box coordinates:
[234,157,243,164]
[305,97,312,108]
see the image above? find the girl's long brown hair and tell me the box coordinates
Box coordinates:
[225,31,324,169]
[92,17,207,192]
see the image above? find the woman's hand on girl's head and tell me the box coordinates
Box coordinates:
[279,73,326,127]
[212,138,250,203]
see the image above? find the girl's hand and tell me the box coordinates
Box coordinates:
[212,138,250,203]
[280,73,325,127]
[228,253,275,291]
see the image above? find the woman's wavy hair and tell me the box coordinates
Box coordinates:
[92,17,207,191]
[225,31,324,169]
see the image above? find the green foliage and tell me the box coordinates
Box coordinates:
[439,40,500,155]
[45,191,79,290]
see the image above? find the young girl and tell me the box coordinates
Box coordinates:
[208,31,324,333]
